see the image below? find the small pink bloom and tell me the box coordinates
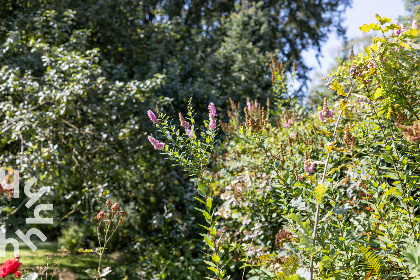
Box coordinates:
[186,128,196,138]
[304,161,315,173]
[412,20,417,30]
[147,110,158,124]
[401,24,406,32]
[148,136,165,150]
[208,102,217,117]
[283,118,293,128]
[247,101,252,111]
[327,109,334,119]
[394,20,401,35]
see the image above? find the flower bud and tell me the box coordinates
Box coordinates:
[412,20,417,30]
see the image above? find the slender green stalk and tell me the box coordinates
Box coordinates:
[309,83,355,280]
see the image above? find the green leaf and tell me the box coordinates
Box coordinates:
[207,266,219,275]
[314,184,327,204]
[372,87,383,100]
[212,254,220,263]
[330,80,345,96]
[360,23,380,33]
[206,197,212,212]
[204,236,215,248]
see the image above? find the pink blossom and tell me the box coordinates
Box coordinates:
[412,20,417,30]
[247,101,252,111]
[185,128,196,139]
[208,102,217,117]
[148,136,165,150]
[147,110,158,124]
[318,111,325,122]
[395,20,401,35]
[318,109,333,122]
[304,161,315,173]
[209,114,216,131]
[401,24,406,33]
[283,118,293,128]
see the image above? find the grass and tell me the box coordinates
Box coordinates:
[2,242,122,279]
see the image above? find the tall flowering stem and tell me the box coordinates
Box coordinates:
[148,100,227,280]
[309,83,355,280]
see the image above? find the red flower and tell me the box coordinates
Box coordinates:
[0,258,22,278]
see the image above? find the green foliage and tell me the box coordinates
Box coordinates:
[210,15,420,280]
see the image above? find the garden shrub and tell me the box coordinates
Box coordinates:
[151,15,420,279]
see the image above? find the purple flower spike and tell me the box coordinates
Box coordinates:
[208,102,217,117]
[412,20,417,30]
[148,136,165,150]
[147,110,158,124]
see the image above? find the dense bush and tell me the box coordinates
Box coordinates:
[149,15,420,280]
[204,16,420,279]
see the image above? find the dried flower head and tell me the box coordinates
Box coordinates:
[343,125,356,149]
[97,210,105,221]
[275,229,294,248]
[395,120,420,143]
[111,203,119,211]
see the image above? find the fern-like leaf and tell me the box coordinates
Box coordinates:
[357,245,383,277]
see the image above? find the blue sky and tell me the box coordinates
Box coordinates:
[303,0,407,86]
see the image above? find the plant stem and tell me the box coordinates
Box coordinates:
[309,83,355,280]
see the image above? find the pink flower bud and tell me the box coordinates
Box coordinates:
[412,20,417,30]
[401,24,406,32]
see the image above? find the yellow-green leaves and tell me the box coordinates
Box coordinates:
[373,87,383,100]
[314,184,327,204]
[375,14,391,25]
[330,80,345,96]
[405,28,419,38]
[360,23,381,33]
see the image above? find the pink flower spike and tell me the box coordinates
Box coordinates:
[147,110,158,124]
[209,114,216,131]
[148,136,165,150]
[318,111,325,122]
[401,24,406,32]
[208,102,218,117]
[412,20,417,30]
